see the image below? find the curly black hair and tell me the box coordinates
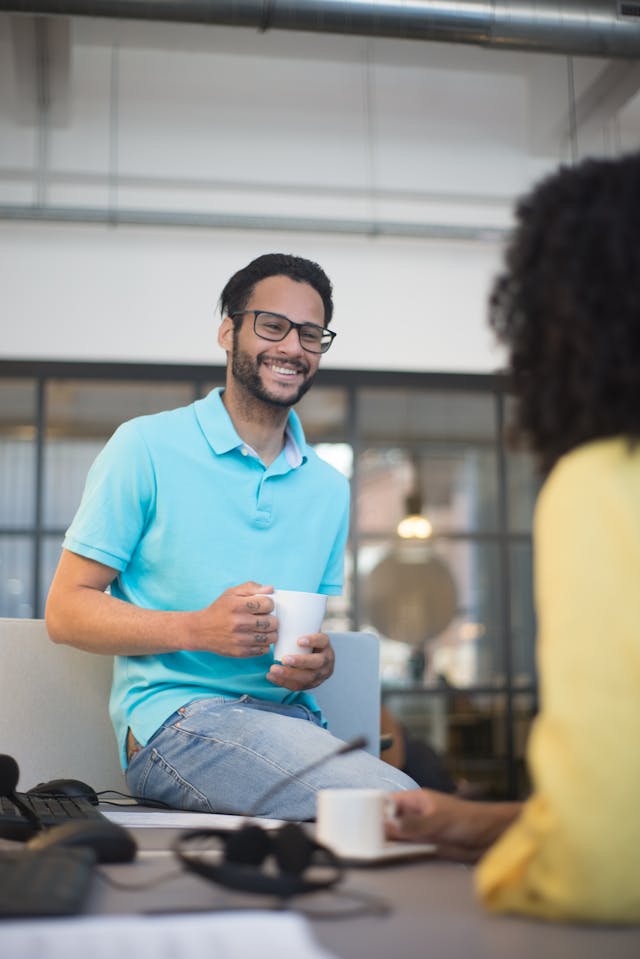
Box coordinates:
[489,151,640,475]
[218,252,334,328]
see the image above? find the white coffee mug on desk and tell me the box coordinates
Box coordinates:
[316,788,387,858]
[272,589,327,662]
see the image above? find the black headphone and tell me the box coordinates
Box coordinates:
[174,821,343,898]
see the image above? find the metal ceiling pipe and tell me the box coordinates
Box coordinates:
[2,1,640,59]
[0,203,508,242]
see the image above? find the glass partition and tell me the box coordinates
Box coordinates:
[0,362,537,799]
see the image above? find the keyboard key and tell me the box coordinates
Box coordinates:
[0,793,107,841]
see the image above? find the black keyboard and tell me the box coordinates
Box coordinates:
[0,793,107,841]
[0,846,95,917]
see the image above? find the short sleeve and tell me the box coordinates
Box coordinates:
[63,420,156,572]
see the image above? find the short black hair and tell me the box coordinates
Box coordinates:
[489,151,640,475]
[218,253,334,327]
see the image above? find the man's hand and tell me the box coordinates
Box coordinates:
[266,631,335,691]
[189,582,277,657]
[46,554,278,658]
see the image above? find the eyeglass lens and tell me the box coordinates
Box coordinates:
[254,312,331,353]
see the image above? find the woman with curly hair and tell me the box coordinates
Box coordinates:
[386,152,640,924]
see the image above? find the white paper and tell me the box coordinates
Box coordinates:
[0,912,338,959]
[102,809,285,830]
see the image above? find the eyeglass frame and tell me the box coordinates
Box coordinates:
[230,310,337,354]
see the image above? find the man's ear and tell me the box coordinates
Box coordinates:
[218,315,234,352]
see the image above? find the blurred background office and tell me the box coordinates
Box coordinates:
[2,1,639,801]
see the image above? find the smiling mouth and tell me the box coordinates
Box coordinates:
[261,358,307,378]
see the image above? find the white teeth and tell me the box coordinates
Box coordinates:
[271,364,298,376]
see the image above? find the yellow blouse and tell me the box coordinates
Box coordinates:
[476,438,640,923]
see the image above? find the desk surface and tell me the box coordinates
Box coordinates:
[80,822,640,959]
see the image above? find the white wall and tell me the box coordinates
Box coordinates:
[1,14,638,373]
[1,220,503,371]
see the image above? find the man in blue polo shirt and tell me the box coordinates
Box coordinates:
[45,252,417,818]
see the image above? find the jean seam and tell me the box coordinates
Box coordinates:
[165,722,322,798]
[137,746,213,809]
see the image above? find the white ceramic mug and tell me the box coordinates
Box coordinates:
[272,589,327,662]
[316,788,387,857]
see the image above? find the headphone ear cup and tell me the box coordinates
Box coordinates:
[272,822,314,876]
[224,824,271,865]
[173,825,343,898]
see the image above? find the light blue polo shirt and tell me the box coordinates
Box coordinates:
[63,388,350,768]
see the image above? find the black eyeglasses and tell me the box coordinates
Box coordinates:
[231,310,336,354]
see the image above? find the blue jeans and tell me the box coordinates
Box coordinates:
[125,695,418,821]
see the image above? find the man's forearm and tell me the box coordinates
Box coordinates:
[45,584,193,656]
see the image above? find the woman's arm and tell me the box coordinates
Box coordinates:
[386,788,521,863]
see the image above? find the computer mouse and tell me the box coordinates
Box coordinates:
[26,820,137,864]
[27,778,100,806]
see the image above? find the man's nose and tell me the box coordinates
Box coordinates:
[278,326,304,353]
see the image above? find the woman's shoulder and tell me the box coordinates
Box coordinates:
[543,436,640,495]
[537,437,640,530]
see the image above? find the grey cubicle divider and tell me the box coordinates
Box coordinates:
[0,619,380,792]
[316,631,380,756]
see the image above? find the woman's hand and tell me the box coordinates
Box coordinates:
[386,789,521,863]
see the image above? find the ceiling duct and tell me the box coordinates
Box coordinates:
[2,2,640,59]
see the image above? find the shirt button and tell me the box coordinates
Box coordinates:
[241,447,249,456]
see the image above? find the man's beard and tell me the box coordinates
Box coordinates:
[231,337,316,409]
